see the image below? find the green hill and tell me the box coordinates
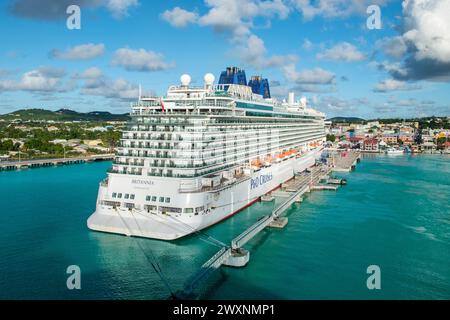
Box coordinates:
[0,108,130,122]
[328,117,366,123]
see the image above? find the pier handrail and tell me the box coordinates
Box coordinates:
[184,247,231,294]
[231,216,273,250]
[230,185,311,250]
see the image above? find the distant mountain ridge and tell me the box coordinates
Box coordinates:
[327,117,366,123]
[0,108,130,122]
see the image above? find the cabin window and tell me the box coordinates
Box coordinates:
[159,197,164,202]
[152,196,157,202]
[125,194,130,199]
[146,195,151,201]
[130,194,135,200]
[117,193,122,199]
[112,193,117,198]
[165,197,170,203]
[184,208,194,214]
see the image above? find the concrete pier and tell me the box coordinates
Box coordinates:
[181,155,361,298]
[312,185,338,191]
[223,249,250,267]
[0,154,114,171]
[329,150,361,172]
[268,217,288,229]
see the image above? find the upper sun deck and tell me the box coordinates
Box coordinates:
[131,73,325,119]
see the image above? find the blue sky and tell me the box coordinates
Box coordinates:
[0,0,449,119]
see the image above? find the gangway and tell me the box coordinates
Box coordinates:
[181,180,313,297]
[231,184,309,250]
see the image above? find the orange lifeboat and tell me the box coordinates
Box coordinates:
[251,158,262,168]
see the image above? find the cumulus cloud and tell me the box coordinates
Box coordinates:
[283,64,336,93]
[0,66,68,92]
[375,96,448,116]
[74,67,103,79]
[377,0,450,82]
[373,79,421,92]
[196,0,290,39]
[105,0,139,18]
[50,43,105,60]
[161,7,198,27]
[0,69,15,78]
[111,48,175,72]
[81,77,139,100]
[316,42,366,62]
[8,0,138,20]
[291,0,389,20]
[284,65,335,84]
[311,95,367,117]
[161,0,292,69]
[402,0,450,63]
[237,34,298,69]
[376,36,408,59]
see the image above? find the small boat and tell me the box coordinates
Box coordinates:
[385,147,404,155]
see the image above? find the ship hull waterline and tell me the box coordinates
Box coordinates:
[87,148,322,240]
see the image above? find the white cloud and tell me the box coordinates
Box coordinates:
[237,34,298,69]
[376,0,450,82]
[112,48,175,72]
[376,61,408,77]
[373,79,421,92]
[283,64,336,84]
[376,36,408,58]
[105,0,139,18]
[402,0,450,63]
[316,42,366,62]
[81,77,139,100]
[162,0,290,42]
[283,64,336,93]
[0,67,67,92]
[292,0,388,20]
[50,44,105,60]
[75,67,103,79]
[161,1,294,70]
[161,7,198,28]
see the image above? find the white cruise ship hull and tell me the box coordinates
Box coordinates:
[87,148,322,240]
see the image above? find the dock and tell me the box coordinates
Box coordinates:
[0,154,115,171]
[180,161,351,298]
[328,150,361,172]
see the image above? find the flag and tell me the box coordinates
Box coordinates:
[160,98,165,112]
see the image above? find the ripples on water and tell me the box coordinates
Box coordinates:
[0,155,448,299]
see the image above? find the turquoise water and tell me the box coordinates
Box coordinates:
[0,155,449,300]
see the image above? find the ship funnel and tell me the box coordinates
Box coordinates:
[180,74,191,87]
[288,92,295,105]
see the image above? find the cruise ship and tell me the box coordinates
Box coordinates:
[87,67,326,240]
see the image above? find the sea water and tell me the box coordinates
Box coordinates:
[0,154,449,299]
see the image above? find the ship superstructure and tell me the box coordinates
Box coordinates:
[87,67,326,240]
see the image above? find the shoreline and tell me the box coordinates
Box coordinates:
[0,154,114,172]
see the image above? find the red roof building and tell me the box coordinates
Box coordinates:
[363,138,379,152]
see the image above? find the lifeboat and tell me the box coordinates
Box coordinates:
[264,155,273,167]
[251,158,262,170]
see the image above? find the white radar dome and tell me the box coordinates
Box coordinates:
[204,73,215,85]
[180,74,191,86]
